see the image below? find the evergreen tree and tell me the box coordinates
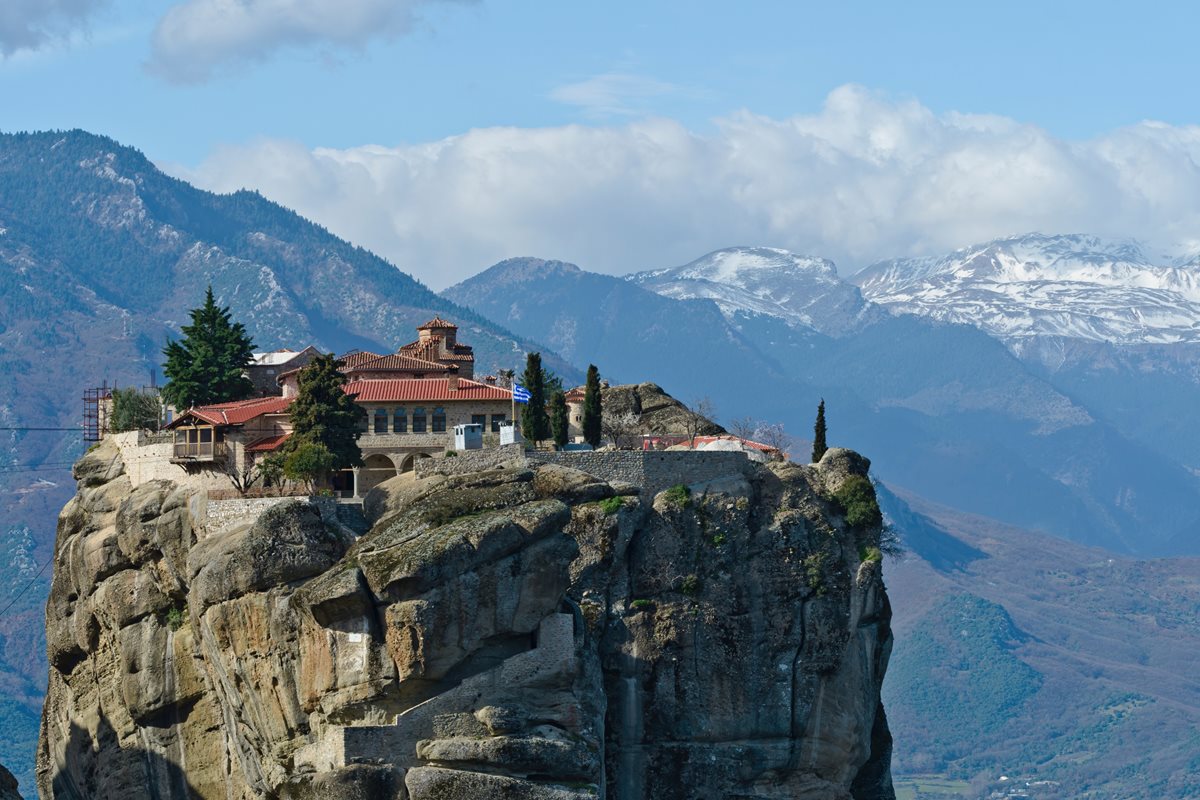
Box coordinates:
[109,388,162,432]
[582,364,602,448]
[550,390,569,448]
[812,399,828,463]
[520,352,551,446]
[286,354,365,472]
[161,287,255,410]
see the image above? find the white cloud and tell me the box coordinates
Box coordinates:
[0,0,107,57]
[550,72,694,117]
[172,85,1200,289]
[147,0,470,84]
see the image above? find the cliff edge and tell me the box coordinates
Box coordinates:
[38,440,894,799]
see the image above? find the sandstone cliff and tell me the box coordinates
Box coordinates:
[38,439,894,799]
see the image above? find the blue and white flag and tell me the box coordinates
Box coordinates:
[512,384,532,403]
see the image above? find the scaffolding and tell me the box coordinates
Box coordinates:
[82,382,111,442]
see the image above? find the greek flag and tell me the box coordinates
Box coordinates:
[512,384,532,403]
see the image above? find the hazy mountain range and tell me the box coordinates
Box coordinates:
[2,129,1200,795]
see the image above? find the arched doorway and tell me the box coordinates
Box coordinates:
[400,452,433,474]
[358,453,399,494]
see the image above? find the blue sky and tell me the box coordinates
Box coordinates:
[5,0,1200,286]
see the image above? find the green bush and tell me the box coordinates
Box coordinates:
[803,553,829,596]
[711,532,727,546]
[165,604,186,631]
[663,484,691,508]
[680,574,701,595]
[598,496,624,515]
[833,475,882,528]
[630,599,653,611]
[859,545,883,564]
[445,450,457,457]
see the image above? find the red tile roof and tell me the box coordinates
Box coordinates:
[564,387,586,403]
[346,378,513,403]
[337,351,385,370]
[169,395,293,427]
[245,433,291,452]
[349,353,454,374]
[418,316,458,329]
[399,337,475,363]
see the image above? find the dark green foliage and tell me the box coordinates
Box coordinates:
[858,545,883,563]
[582,364,602,448]
[257,453,286,491]
[886,593,1042,771]
[680,574,701,595]
[284,441,336,491]
[812,398,828,463]
[164,604,186,631]
[833,475,882,528]
[663,483,691,508]
[521,352,551,445]
[598,496,624,515]
[160,287,255,410]
[286,354,364,472]
[630,599,653,611]
[109,387,161,432]
[550,390,569,447]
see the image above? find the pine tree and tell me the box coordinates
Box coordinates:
[520,352,551,446]
[550,390,569,448]
[582,364,602,448]
[161,287,255,410]
[286,354,365,472]
[812,399,828,463]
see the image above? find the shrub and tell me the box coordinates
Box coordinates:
[284,441,335,492]
[803,553,828,596]
[859,545,883,564]
[663,484,691,508]
[165,604,186,631]
[711,532,727,546]
[445,450,457,457]
[833,475,882,528]
[680,574,701,595]
[598,496,624,515]
[630,599,653,611]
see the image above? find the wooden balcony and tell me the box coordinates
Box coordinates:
[171,441,228,463]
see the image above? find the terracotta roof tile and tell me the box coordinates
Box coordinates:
[337,351,385,370]
[350,353,453,373]
[245,433,292,452]
[418,316,458,329]
[346,378,512,403]
[169,395,293,427]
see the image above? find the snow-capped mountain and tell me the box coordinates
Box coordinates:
[628,246,882,336]
[854,233,1200,346]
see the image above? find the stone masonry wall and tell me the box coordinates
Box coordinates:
[413,444,526,478]
[527,450,750,496]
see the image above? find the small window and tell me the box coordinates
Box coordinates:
[374,408,388,434]
[432,407,446,433]
[412,407,427,433]
[395,407,407,433]
[199,427,212,443]
[471,414,487,427]
[491,413,506,432]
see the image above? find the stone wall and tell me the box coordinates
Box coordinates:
[526,450,750,496]
[413,444,526,478]
[204,496,344,538]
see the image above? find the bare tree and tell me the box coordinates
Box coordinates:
[222,453,263,496]
[728,416,760,440]
[752,422,794,457]
[683,396,718,445]
[601,411,641,449]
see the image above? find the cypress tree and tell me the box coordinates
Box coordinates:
[812,399,828,463]
[286,354,365,472]
[161,287,255,410]
[550,390,569,448]
[581,364,602,448]
[520,352,551,446]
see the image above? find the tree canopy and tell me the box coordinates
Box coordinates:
[520,352,551,446]
[582,364,602,448]
[812,399,828,463]
[550,390,569,448]
[286,354,365,472]
[160,287,255,410]
[109,388,162,432]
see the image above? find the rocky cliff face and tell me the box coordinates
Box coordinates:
[38,440,894,799]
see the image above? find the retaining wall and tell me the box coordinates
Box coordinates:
[526,450,750,497]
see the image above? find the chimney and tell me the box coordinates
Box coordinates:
[448,373,459,391]
[483,375,497,385]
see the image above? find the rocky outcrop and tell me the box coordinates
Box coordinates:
[38,439,894,799]
[0,764,22,800]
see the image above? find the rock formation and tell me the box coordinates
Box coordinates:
[0,764,22,800]
[38,438,894,799]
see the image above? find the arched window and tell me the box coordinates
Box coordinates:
[373,408,389,434]
[432,407,447,433]
[412,407,427,433]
